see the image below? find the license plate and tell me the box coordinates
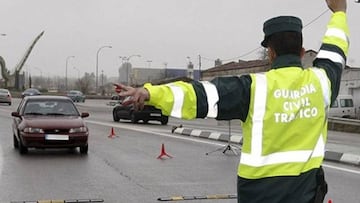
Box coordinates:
[45,134,69,141]
[150,113,161,117]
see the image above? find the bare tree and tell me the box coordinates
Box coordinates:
[75,72,95,94]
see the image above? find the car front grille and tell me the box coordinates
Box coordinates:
[44,129,69,134]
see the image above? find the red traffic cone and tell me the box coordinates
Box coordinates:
[157,143,172,159]
[108,127,116,138]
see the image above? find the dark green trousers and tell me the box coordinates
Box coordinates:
[237,168,321,203]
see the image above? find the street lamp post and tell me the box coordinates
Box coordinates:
[96,45,112,94]
[120,54,141,85]
[73,66,80,80]
[66,56,75,91]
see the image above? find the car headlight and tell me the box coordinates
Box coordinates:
[23,127,44,133]
[69,127,88,133]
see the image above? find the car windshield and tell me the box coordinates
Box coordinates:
[0,89,8,94]
[23,100,79,116]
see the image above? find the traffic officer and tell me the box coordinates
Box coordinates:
[116,0,349,202]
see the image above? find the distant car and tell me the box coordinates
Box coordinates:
[67,90,86,102]
[0,88,12,105]
[112,97,168,125]
[21,88,41,98]
[11,95,90,154]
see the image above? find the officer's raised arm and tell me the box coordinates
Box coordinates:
[313,0,349,104]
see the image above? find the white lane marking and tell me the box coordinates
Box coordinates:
[0,108,9,179]
[0,143,3,180]
[86,120,226,147]
[323,163,360,175]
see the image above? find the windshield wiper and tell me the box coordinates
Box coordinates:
[46,113,67,116]
[24,112,43,115]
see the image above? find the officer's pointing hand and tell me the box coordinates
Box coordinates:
[114,83,150,111]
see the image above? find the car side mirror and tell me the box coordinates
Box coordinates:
[81,112,89,118]
[11,112,21,118]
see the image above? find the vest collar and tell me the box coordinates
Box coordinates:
[271,54,303,69]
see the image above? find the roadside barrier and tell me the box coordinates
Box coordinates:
[328,117,360,133]
[157,194,237,201]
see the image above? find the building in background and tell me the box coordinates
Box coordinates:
[118,62,200,86]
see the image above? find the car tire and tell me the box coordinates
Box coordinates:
[161,116,169,125]
[80,145,88,154]
[113,110,120,122]
[131,113,137,124]
[143,119,149,124]
[19,139,28,154]
[13,134,19,149]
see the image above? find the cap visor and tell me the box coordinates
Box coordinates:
[261,39,268,48]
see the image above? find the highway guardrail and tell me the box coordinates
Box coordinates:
[328,117,360,133]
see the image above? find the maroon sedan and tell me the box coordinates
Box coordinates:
[11,95,89,154]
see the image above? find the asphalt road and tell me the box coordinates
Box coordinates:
[0,98,359,202]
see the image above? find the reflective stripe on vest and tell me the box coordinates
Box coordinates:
[166,84,184,118]
[200,81,219,118]
[166,81,219,118]
[316,50,346,69]
[310,68,331,108]
[240,70,330,167]
[325,28,349,44]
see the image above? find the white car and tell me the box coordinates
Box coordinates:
[0,88,12,105]
[329,95,356,118]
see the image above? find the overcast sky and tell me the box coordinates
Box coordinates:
[0,0,359,79]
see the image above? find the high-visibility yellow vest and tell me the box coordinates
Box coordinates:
[238,67,331,179]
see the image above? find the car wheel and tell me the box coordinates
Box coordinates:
[80,145,88,154]
[13,134,19,149]
[113,110,120,122]
[131,113,137,124]
[161,116,169,125]
[143,119,149,124]
[19,139,28,154]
